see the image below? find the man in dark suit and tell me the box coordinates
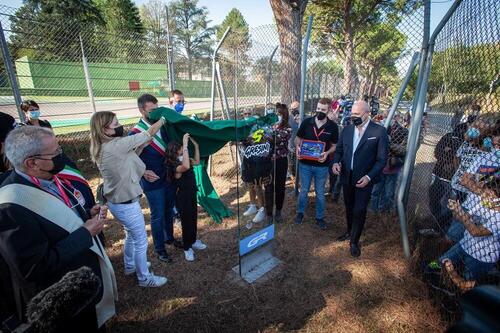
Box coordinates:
[332,101,389,257]
[0,126,116,332]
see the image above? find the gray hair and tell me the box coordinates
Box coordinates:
[353,100,370,113]
[4,126,54,170]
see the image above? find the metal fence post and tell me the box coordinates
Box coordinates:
[79,34,96,113]
[299,15,313,123]
[0,20,24,122]
[165,5,175,91]
[234,49,238,115]
[210,27,231,122]
[208,27,231,176]
[396,0,431,259]
[396,0,464,259]
[384,52,420,129]
[295,15,314,195]
[265,45,278,105]
[216,61,231,120]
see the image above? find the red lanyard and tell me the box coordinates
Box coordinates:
[30,175,73,208]
[313,127,325,141]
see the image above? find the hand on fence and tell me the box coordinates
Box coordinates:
[447,199,462,215]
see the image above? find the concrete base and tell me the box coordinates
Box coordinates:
[232,241,281,284]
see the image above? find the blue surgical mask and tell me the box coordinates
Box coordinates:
[467,127,480,139]
[174,103,184,113]
[483,137,493,150]
[29,110,41,119]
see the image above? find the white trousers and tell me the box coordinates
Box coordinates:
[108,201,150,281]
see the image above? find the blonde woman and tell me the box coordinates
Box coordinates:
[90,111,167,287]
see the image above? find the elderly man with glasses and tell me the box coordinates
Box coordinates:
[0,126,116,332]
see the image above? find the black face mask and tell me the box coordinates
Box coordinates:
[316,112,327,120]
[40,152,66,175]
[111,125,124,137]
[351,116,364,126]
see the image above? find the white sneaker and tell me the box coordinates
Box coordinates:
[184,248,195,261]
[243,204,258,216]
[192,239,207,250]
[138,273,167,287]
[253,207,266,223]
[245,222,253,229]
[124,261,151,276]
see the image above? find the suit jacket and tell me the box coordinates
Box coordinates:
[333,121,389,186]
[0,171,103,330]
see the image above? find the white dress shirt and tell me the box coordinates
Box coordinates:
[351,120,370,170]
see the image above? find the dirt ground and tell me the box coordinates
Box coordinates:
[80,145,444,333]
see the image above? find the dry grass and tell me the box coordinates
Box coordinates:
[80,145,444,333]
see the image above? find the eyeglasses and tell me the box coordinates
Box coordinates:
[28,146,63,159]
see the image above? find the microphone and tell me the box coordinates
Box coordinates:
[25,266,101,333]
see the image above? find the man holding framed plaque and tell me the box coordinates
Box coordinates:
[294,98,339,229]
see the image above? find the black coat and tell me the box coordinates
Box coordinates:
[333,121,389,185]
[0,171,103,332]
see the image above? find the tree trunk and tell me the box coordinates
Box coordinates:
[270,0,308,105]
[343,36,355,94]
[368,68,378,96]
[186,38,193,80]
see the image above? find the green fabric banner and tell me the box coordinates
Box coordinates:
[148,107,277,223]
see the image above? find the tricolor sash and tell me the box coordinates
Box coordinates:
[58,164,89,186]
[131,119,166,156]
[0,184,118,327]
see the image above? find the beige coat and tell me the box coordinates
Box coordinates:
[99,132,151,203]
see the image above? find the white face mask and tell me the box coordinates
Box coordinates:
[277,115,282,124]
[178,155,184,162]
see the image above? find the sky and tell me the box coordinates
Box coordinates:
[3,0,453,32]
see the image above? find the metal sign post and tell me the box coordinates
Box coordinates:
[0,21,24,122]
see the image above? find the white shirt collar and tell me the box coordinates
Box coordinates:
[356,119,370,133]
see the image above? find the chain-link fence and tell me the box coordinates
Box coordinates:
[406,0,499,323]
[1,0,498,328]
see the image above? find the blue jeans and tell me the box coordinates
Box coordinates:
[446,219,465,243]
[297,162,328,219]
[439,243,495,280]
[144,185,176,254]
[371,173,399,212]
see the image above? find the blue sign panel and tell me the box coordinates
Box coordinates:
[239,224,275,256]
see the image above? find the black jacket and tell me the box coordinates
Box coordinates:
[0,171,103,331]
[333,121,389,185]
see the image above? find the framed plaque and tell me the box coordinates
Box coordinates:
[299,140,325,161]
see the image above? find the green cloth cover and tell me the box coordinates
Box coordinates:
[148,107,277,223]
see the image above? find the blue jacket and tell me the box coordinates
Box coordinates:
[333,121,389,185]
[129,126,171,192]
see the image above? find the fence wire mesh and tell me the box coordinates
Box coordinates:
[1,0,497,326]
[407,0,500,323]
